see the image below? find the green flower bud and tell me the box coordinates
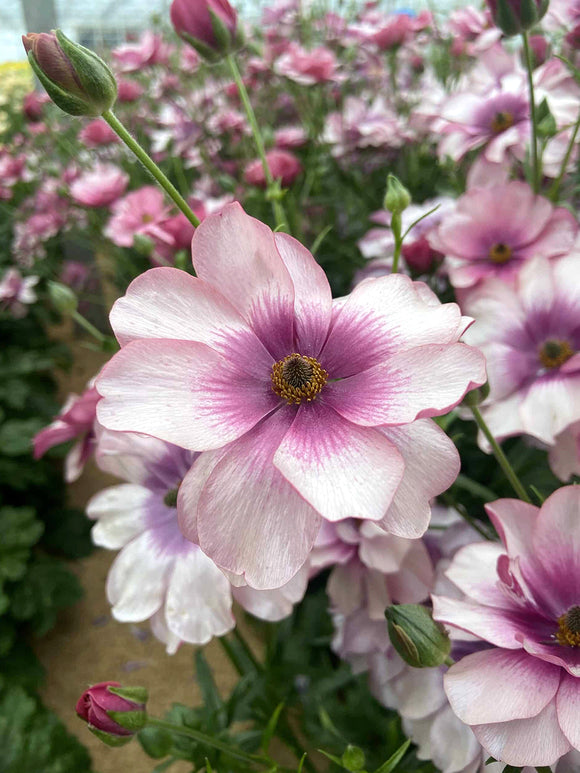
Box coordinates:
[342,745,366,772]
[462,381,491,408]
[486,0,549,37]
[384,174,412,215]
[48,280,78,314]
[133,233,155,256]
[386,604,451,668]
[22,30,117,117]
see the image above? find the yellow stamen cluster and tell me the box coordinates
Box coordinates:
[556,606,580,647]
[489,243,512,264]
[271,353,328,405]
[491,111,514,134]
[539,339,574,370]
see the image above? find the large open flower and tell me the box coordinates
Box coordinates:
[433,487,580,767]
[96,203,485,589]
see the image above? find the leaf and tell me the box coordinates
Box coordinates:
[319,749,345,766]
[195,649,226,731]
[0,507,43,582]
[261,702,285,753]
[373,739,411,773]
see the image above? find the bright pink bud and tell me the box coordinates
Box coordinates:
[401,236,444,275]
[76,681,147,747]
[170,0,240,60]
[566,23,580,50]
[528,34,549,65]
[244,150,302,189]
[22,91,49,121]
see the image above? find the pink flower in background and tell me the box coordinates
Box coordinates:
[88,429,307,651]
[549,422,580,481]
[275,43,339,84]
[112,31,171,72]
[0,268,38,318]
[274,126,308,149]
[244,150,302,188]
[367,14,417,50]
[59,260,90,292]
[462,253,580,445]
[170,0,238,55]
[22,91,50,121]
[33,385,100,481]
[70,164,129,208]
[104,186,171,248]
[433,487,580,767]
[0,152,27,187]
[79,119,119,147]
[430,182,577,289]
[116,79,145,103]
[96,203,485,589]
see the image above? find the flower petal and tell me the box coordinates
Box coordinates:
[233,563,309,621]
[432,595,533,649]
[87,484,153,549]
[96,339,278,451]
[556,671,580,750]
[325,343,486,426]
[444,649,560,725]
[445,542,509,607]
[274,401,404,522]
[197,409,322,590]
[191,202,295,359]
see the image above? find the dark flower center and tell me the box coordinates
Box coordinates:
[557,605,580,647]
[488,243,512,264]
[539,339,574,370]
[164,487,179,507]
[491,111,514,134]
[271,353,328,405]
[142,213,154,223]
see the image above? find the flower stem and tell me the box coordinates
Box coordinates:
[101,110,200,228]
[391,212,402,274]
[226,54,287,231]
[548,110,580,202]
[71,309,106,344]
[522,32,541,193]
[470,405,531,503]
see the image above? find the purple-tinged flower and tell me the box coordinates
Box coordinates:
[433,487,580,767]
[104,186,171,249]
[70,164,129,208]
[76,681,146,746]
[274,43,340,84]
[96,203,485,589]
[112,31,171,72]
[462,254,580,444]
[88,429,307,651]
[33,385,99,481]
[0,268,38,318]
[549,421,580,482]
[430,182,578,289]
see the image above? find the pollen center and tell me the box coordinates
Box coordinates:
[489,242,512,264]
[491,111,514,134]
[556,606,580,647]
[271,353,328,405]
[539,339,574,369]
[164,487,179,507]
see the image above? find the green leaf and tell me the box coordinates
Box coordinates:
[138,726,174,759]
[195,650,226,731]
[0,507,43,582]
[261,701,285,753]
[319,748,345,766]
[373,739,411,773]
[0,418,45,456]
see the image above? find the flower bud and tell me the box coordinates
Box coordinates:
[486,0,549,36]
[386,604,451,668]
[170,0,243,61]
[384,174,411,215]
[22,30,117,117]
[76,681,148,746]
[462,381,491,408]
[48,280,78,314]
[341,745,366,772]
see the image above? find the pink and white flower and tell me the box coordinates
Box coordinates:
[430,182,577,289]
[549,422,580,481]
[88,429,306,652]
[79,119,119,148]
[33,385,100,481]
[70,164,129,208]
[96,203,486,589]
[104,186,171,249]
[274,43,339,85]
[244,150,302,188]
[462,253,580,444]
[0,268,38,318]
[433,487,580,768]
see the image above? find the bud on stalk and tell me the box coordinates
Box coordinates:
[22,30,117,117]
[76,681,148,746]
[486,0,549,36]
[384,174,412,215]
[386,604,451,668]
[170,0,244,61]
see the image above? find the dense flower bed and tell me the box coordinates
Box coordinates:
[2,0,580,770]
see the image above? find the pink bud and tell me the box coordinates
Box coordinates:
[76,681,147,746]
[402,236,444,275]
[22,32,83,97]
[170,0,238,57]
[244,150,302,189]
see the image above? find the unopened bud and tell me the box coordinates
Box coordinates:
[486,0,549,36]
[170,0,244,62]
[48,280,78,314]
[342,745,366,772]
[384,174,411,215]
[23,30,117,117]
[76,682,148,747]
[133,233,155,256]
[462,381,491,408]
[386,604,451,668]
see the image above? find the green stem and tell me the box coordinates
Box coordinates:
[217,636,245,677]
[232,627,263,673]
[226,54,287,231]
[548,112,580,201]
[453,474,498,503]
[147,718,282,769]
[391,212,403,274]
[522,32,540,192]
[71,309,106,344]
[102,110,200,228]
[470,406,531,503]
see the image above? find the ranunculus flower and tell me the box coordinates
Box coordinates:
[79,119,119,147]
[96,203,486,589]
[76,681,147,746]
[104,186,171,249]
[22,91,49,121]
[244,150,302,188]
[33,385,100,481]
[433,486,580,768]
[461,253,580,445]
[486,0,549,36]
[170,0,239,59]
[112,31,171,72]
[88,429,306,651]
[116,78,145,102]
[430,182,577,289]
[549,421,580,481]
[275,43,339,84]
[0,268,38,319]
[70,163,129,208]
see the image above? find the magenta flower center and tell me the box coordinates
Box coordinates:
[538,339,574,369]
[488,242,512,264]
[271,353,328,405]
[490,111,514,134]
[556,605,580,647]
